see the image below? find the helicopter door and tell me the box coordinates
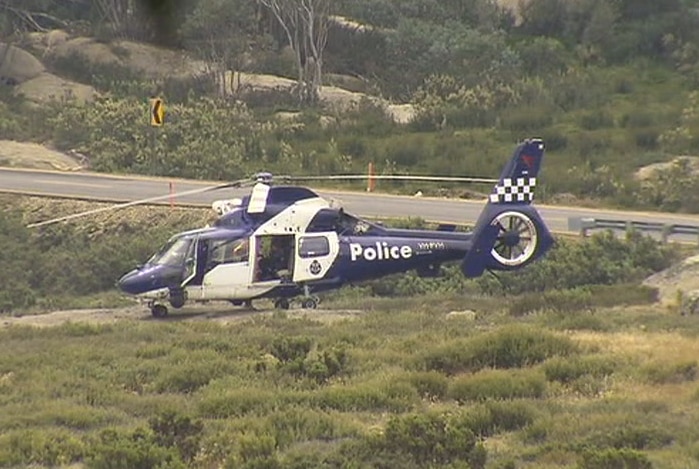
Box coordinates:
[293,232,339,283]
[180,236,199,287]
[253,235,295,283]
[201,237,252,300]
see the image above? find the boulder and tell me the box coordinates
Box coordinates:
[634,156,699,181]
[0,43,45,84]
[48,37,207,79]
[643,254,699,305]
[15,72,98,104]
[0,140,82,171]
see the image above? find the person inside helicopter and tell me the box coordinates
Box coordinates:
[256,236,293,282]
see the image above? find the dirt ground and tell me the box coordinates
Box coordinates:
[1,302,362,328]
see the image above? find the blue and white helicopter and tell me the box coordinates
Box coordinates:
[34,138,554,317]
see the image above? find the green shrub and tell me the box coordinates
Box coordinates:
[154,361,232,394]
[579,110,615,130]
[543,356,617,384]
[267,407,353,449]
[303,347,349,383]
[642,360,698,384]
[420,325,577,375]
[586,424,674,450]
[578,447,652,469]
[0,429,86,467]
[270,336,312,363]
[499,105,554,131]
[86,427,185,469]
[457,400,538,437]
[448,369,547,402]
[508,288,594,316]
[398,371,449,400]
[383,412,479,467]
[312,382,416,413]
[549,313,611,332]
[237,433,278,466]
[197,388,280,418]
[149,410,204,463]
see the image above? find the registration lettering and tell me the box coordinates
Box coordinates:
[350,242,413,262]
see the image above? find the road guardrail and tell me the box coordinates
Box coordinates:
[568,217,699,244]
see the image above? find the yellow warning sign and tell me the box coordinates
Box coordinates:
[150,98,164,126]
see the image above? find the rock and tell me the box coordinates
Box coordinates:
[48,37,207,80]
[634,156,699,181]
[446,310,477,321]
[680,290,699,315]
[15,72,98,104]
[643,255,699,305]
[386,103,417,124]
[0,140,83,171]
[0,43,45,84]
[24,29,69,56]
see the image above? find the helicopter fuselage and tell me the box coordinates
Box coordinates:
[116,138,553,316]
[117,220,475,306]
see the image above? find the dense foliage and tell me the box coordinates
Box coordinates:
[2,0,699,209]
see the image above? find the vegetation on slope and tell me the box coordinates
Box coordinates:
[2,1,699,209]
[1,293,699,468]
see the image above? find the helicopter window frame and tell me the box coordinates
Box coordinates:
[149,237,194,267]
[207,238,250,267]
[298,236,330,259]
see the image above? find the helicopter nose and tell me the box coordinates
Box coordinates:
[118,270,146,295]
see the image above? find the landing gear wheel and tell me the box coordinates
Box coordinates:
[274,298,290,310]
[301,297,318,309]
[151,304,168,318]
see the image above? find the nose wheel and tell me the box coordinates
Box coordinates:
[150,303,169,318]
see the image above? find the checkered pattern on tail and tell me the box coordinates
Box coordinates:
[489,177,536,204]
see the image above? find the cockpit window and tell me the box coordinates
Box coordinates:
[214,208,247,228]
[208,238,249,266]
[336,212,378,235]
[149,237,193,266]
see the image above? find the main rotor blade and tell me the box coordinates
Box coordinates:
[282,175,498,184]
[27,182,237,228]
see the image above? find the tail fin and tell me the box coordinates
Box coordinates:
[488,138,544,205]
[461,138,553,278]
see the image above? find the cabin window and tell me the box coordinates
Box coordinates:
[208,238,249,266]
[298,236,330,258]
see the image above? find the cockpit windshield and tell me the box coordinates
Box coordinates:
[148,237,194,266]
[214,208,247,228]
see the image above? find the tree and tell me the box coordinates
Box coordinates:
[258,0,329,105]
[181,0,258,97]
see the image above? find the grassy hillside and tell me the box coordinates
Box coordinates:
[1,296,698,468]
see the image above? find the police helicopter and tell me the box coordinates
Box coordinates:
[30,138,554,317]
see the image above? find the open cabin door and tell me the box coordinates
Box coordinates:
[253,234,295,283]
[197,237,253,300]
[180,235,199,288]
[293,232,339,283]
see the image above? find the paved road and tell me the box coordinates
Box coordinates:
[3,167,699,237]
